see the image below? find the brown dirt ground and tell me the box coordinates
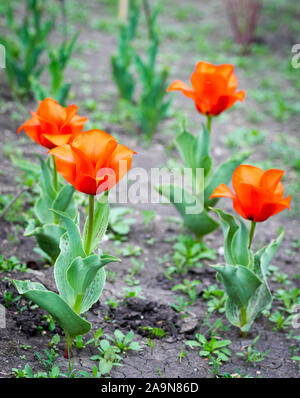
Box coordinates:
[0,0,299,378]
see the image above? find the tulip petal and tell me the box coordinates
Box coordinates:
[170,61,246,116]
[254,203,278,222]
[96,168,117,194]
[227,73,238,92]
[210,184,249,220]
[210,95,231,116]
[17,116,42,146]
[170,62,245,116]
[234,182,266,221]
[61,106,88,137]
[33,111,59,136]
[272,196,291,214]
[232,197,248,220]
[71,130,118,169]
[195,61,217,74]
[36,98,66,128]
[71,146,95,178]
[167,80,196,100]
[49,145,76,186]
[235,90,246,101]
[65,104,79,123]
[255,196,291,222]
[217,64,234,80]
[108,143,136,182]
[260,169,284,192]
[212,90,245,115]
[43,134,73,147]
[232,165,264,194]
[51,129,135,196]
[209,183,236,200]
[74,172,97,196]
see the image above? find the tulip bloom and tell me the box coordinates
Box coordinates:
[209,165,291,222]
[167,61,245,117]
[49,129,135,196]
[18,98,88,149]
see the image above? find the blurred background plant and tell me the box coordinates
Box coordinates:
[31,33,78,106]
[0,0,77,104]
[0,0,54,97]
[135,1,171,143]
[111,0,139,102]
[111,0,170,144]
[223,0,262,53]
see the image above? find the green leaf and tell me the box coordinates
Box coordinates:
[245,282,272,329]
[212,262,271,331]
[215,232,283,331]
[52,210,85,307]
[175,128,196,170]
[10,155,40,179]
[129,342,141,351]
[114,329,125,341]
[254,231,284,280]
[205,151,251,206]
[52,209,85,258]
[56,82,71,106]
[231,219,250,267]
[83,193,110,252]
[38,156,56,202]
[67,255,102,296]
[124,330,134,345]
[185,340,201,348]
[29,185,76,263]
[210,208,239,265]
[52,185,75,214]
[225,282,272,331]
[13,280,91,338]
[230,231,284,330]
[99,358,113,375]
[67,254,119,296]
[25,224,65,263]
[212,339,231,349]
[111,221,131,235]
[34,159,76,225]
[35,193,54,224]
[212,263,262,308]
[157,184,218,237]
[79,267,106,314]
[193,123,212,176]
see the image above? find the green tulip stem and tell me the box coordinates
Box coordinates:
[51,156,60,224]
[195,235,203,243]
[84,195,95,256]
[241,306,247,338]
[248,221,256,250]
[52,155,58,192]
[206,115,212,134]
[64,333,73,359]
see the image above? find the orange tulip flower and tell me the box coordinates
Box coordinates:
[167,61,245,116]
[49,129,135,196]
[18,98,88,149]
[209,165,291,222]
